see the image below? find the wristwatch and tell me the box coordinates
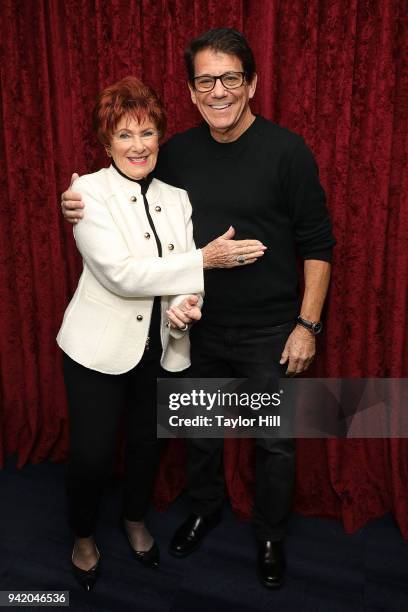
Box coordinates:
[296,315,323,336]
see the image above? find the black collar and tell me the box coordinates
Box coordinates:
[111,160,153,195]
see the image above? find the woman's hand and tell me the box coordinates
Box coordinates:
[166,295,202,330]
[201,226,267,269]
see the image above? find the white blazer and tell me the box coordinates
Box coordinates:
[57,166,204,374]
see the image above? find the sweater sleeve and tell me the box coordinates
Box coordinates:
[284,141,336,262]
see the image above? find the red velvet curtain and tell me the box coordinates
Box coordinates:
[1,0,407,535]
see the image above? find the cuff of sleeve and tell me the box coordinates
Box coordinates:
[302,249,333,263]
[169,323,190,340]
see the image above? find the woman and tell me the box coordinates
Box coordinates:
[57,76,265,590]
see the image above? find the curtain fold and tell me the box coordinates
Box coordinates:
[1,0,407,535]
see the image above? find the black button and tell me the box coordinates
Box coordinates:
[144,232,151,239]
[155,205,161,212]
[168,243,174,250]
[137,315,143,321]
[130,196,137,202]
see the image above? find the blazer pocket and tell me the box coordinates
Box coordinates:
[85,290,120,312]
[89,310,143,372]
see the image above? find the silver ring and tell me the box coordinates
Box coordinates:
[179,323,188,331]
[236,254,245,264]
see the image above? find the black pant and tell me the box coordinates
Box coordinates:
[187,320,296,542]
[63,350,162,538]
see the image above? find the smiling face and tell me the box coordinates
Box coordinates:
[107,115,159,180]
[189,49,257,143]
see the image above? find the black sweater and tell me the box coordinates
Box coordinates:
[155,116,335,327]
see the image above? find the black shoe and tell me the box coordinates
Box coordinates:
[130,541,160,568]
[122,522,160,568]
[257,540,286,589]
[169,512,221,558]
[71,548,101,592]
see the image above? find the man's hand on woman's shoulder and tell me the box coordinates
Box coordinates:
[61,172,84,224]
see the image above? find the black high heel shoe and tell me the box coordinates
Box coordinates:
[130,541,160,568]
[71,546,101,591]
[122,522,160,568]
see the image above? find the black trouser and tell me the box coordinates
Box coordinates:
[63,349,162,538]
[187,320,296,542]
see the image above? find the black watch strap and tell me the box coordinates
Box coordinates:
[296,316,323,335]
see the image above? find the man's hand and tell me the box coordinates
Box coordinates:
[166,295,202,330]
[61,173,84,224]
[279,325,316,376]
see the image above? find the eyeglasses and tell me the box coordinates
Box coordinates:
[192,71,246,93]
[111,128,158,143]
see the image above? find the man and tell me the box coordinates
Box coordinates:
[61,28,335,588]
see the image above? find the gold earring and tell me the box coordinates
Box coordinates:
[106,148,112,157]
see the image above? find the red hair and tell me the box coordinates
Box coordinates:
[93,76,166,145]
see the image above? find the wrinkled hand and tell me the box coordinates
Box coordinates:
[61,173,84,224]
[202,226,267,269]
[166,295,202,330]
[279,325,316,376]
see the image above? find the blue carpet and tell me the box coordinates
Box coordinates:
[0,457,407,611]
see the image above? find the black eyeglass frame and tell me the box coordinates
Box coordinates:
[192,71,247,92]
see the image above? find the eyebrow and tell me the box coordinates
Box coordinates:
[195,71,239,78]
[116,126,155,132]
